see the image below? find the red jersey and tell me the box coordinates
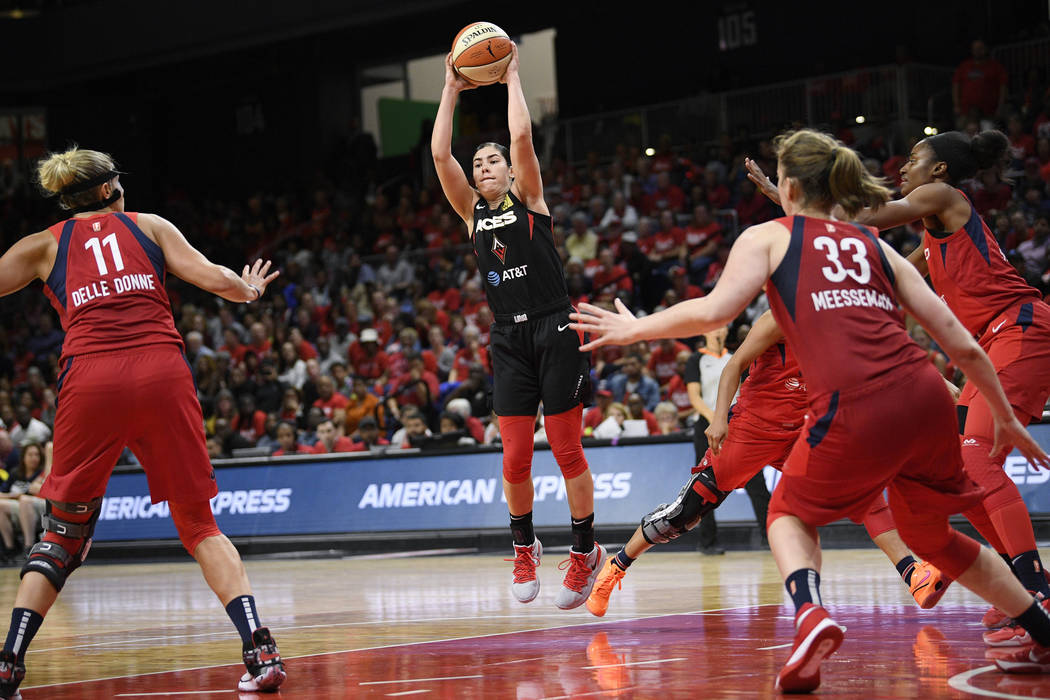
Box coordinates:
[924,194,1041,336]
[731,342,808,430]
[43,212,182,361]
[766,216,927,400]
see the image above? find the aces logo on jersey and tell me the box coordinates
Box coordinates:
[492,234,507,264]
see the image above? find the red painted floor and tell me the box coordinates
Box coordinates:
[22,604,1050,698]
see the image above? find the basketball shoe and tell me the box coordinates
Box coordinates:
[993,643,1050,673]
[909,561,952,609]
[238,627,286,693]
[586,557,627,617]
[0,651,23,700]
[775,603,846,693]
[508,538,542,603]
[555,543,606,610]
[983,595,1050,647]
[983,606,1012,629]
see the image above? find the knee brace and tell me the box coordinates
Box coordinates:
[641,467,728,544]
[500,415,536,484]
[545,405,588,480]
[170,500,222,555]
[21,497,102,592]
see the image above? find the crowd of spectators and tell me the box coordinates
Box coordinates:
[0,39,1046,466]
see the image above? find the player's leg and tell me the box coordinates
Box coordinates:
[692,416,722,555]
[15,497,42,551]
[492,323,544,603]
[130,347,284,691]
[861,495,950,609]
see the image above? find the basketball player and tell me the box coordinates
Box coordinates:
[587,310,949,617]
[431,44,601,608]
[749,130,1050,643]
[0,148,286,698]
[573,130,1050,691]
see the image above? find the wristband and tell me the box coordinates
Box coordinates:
[247,284,261,302]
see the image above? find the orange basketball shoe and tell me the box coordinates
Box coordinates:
[586,558,627,617]
[775,603,846,693]
[909,561,952,609]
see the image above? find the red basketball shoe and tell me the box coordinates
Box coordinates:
[775,603,846,693]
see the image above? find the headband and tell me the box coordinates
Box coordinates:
[59,169,123,196]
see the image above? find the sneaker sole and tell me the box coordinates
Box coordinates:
[238,666,287,692]
[775,618,845,693]
[984,633,1032,648]
[512,584,540,604]
[913,579,951,610]
[555,544,607,611]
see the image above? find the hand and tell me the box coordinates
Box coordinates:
[745,157,781,206]
[241,259,279,299]
[570,299,639,352]
[991,415,1050,470]
[499,42,519,84]
[704,417,729,455]
[943,377,961,403]
[445,53,477,92]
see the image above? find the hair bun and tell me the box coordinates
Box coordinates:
[971,129,1009,170]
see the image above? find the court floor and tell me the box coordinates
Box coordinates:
[5,546,1049,698]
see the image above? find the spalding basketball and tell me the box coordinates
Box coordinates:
[451,22,512,85]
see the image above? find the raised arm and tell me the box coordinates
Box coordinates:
[570,221,780,350]
[431,54,478,223]
[885,240,1049,468]
[705,310,783,454]
[502,44,545,214]
[139,214,278,303]
[0,231,57,297]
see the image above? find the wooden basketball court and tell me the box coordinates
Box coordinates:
[7,546,1049,698]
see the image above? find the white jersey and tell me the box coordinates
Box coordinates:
[697,348,732,408]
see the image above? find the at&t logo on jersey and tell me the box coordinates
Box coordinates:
[488,264,529,286]
[487,270,501,287]
[783,377,805,392]
[477,211,517,232]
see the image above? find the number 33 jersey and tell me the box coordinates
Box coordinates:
[764,215,927,401]
[43,212,182,361]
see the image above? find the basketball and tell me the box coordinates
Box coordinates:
[451,21,512,85]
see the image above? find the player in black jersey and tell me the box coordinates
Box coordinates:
[432,43,603,609]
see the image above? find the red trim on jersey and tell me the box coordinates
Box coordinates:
[528,212,534,240]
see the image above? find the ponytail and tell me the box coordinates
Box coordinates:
[37,146,120,211]
[775,129,892,218]
[925,129,1008,184]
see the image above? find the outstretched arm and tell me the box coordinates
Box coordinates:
[140,214,278,302]
[705,310,783,454]
[886,240,1050,468]
[502,44,545,213]
[0,231,56,297]
[431,54,478,223]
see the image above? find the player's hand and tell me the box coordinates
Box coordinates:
[745,158,781,206]
[445,53,477,92]
[570,299,638,352]
[705,416,729,455]
[499,42,519,83]
[242,259,279,299]
[991,415,1050,470]
[943,377,961,403]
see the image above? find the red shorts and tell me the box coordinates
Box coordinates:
[700,413,799,490]
[42,346,217,505]
[770,363,983,527]
[961,300,1050,420]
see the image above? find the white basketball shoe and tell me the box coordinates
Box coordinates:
[555,543,606,610]
[509,538,542,603]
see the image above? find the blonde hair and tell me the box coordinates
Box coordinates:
[774,129,892,218]
[37,146,117,210]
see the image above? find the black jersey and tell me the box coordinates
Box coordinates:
[471,190,569,322]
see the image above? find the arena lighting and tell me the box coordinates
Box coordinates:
[644,147,655,157]
[855,115,866,124]
[924,126,939,136]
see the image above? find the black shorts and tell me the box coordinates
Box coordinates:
[490,306,591,416]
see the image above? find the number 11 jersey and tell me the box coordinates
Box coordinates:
[765,215,927,401]
[43,212,182,361]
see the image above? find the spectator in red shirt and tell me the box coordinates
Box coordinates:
[246,321,272,359]
[953,38,1008,121]
[626,393,659,435]
[233,394,266,444]
[641,171,686,215]
[220,328,247,364]
[972,169,1012,217]
[451,326,490,382]
[648,210,685,273]
[348,328,390,383]
[445,397,486,444]
[313,375,350,423]
[459,281,486,326]
[310,418,355,454]
[385,352,439,414]
[289,327,317,361]
[583,387,614,435]
[350,416,390,451]
[1008,113,1036,167]
[426,270,462,313]
[670,266,703,301]
[272,421,307,456]
[665,349,695,421]
[682,203,723,277]
[703,169,730,210]
[592,247,633,301]
[648,337,691,392]
[734,179,775,226]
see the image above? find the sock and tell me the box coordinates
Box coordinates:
[1015,598,1050,647]
[1012,550,1050,597]
[613,549,635,571]
[785,568,821,614]
[225,595,261,648]
[510,512,534,547]
[571,513,595,554]
[896,556,917,586]
[4,608,43,663]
